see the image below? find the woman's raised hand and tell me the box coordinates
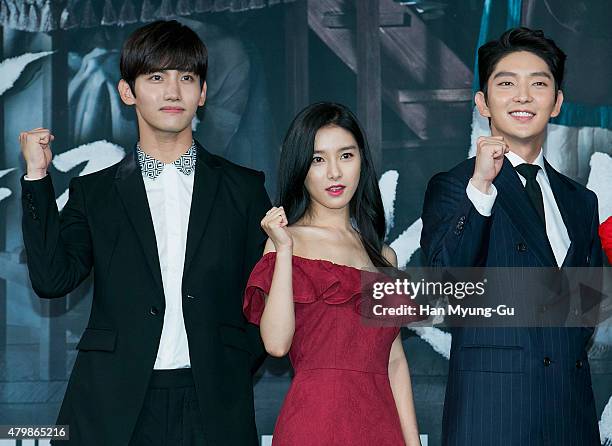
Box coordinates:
[261,206,293,252]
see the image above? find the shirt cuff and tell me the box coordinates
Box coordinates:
[23,173,48,181]
[466,179,497,217]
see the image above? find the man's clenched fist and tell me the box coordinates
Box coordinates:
[19,128,54,180]
[471,136,509,194]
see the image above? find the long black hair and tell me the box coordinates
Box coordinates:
[277,102,391,268]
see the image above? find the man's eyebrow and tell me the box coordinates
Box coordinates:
[528,71,553,79]
[493,71,517,79]
[149,69,195,73]
[493,71,552,79]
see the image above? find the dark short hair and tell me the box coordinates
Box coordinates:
[120,20,207,96]
[478,27,566,98]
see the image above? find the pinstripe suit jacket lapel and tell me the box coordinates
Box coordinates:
[494,157,557,266]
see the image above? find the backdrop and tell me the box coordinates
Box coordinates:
[0,1,610,445]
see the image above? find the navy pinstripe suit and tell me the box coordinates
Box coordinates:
[420,156,603,446]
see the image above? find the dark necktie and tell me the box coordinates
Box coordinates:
[515,163,546,225]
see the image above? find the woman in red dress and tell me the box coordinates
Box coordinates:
[600,216,612,263]
[244,102,421,445]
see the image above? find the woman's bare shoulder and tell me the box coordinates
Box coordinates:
[262,225,312,256]
[382,244,398,267]
[263,238,276,255]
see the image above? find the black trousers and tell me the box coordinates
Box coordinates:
[129,369,207,446]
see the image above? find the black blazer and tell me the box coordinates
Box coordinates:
[420,156,603,446]
[21,140,271,446]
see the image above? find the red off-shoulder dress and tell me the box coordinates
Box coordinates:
[244,252,413,445]
[600,216,612,263]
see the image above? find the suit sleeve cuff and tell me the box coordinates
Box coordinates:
[466,179,497,217]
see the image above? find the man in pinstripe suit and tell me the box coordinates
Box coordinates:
[421,28,603,445]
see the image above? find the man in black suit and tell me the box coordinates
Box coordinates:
[421,28,603,445]
[19,20,269,446]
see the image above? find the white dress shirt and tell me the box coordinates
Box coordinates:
[466,149,571,266]
[140,146,195,370]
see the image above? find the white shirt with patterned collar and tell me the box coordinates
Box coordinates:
[137,141,197,370]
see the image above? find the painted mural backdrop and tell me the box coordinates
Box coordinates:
[0,1,610,445]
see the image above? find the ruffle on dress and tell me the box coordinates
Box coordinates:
[243,252,373,325]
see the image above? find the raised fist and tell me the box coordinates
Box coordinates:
[19,128,54,179]
[261,206,293,252]
[471,136,509,193]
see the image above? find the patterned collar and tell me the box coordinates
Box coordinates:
[136,140,197,180]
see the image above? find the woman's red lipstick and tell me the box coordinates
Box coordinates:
[326,184,346,196]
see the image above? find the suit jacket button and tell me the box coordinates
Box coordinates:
[585,255,590,264]
[516,243,527,252]
[149,306,159,316]
[187,294,195,299]
[575,360,583,369]
[543,357,551,366]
